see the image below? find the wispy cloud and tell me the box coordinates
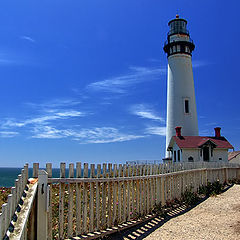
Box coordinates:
[26,98,81,110]
[0,52,20,65]
[2,110,85,128]
[192,60,213,68]
[0,131,19,138]
[199,129,213,136]
[145,126,166,136]
[31,126,72,139]
[32,126,144,143]
[20,36,35,43]
[87,66,166,94]
[0,50,34,66]
[130,104,165,122]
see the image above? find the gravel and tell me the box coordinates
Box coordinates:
[144,184,240,240]
[106,184,240,240]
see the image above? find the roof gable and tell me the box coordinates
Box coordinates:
[198,139,217,147]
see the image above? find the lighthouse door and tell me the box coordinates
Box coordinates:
[203,146,209,161]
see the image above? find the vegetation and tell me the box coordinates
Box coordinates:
[0,187,11,212]
[228,178,240,185]
[153,180,229,217]
[198,180,224,197]
[181,187,200,206]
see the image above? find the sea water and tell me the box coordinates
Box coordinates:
[0,168,61,187]
[0,168,95,187]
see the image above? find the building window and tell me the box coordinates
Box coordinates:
[203,146,209,161]
[219,158,222,161]
[177,150,180,162]
[174,151,176,162]
[184,99,189,113]
[188,156,194,162]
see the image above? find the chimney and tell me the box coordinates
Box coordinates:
[214,127,221,138]
[175,126,182,137]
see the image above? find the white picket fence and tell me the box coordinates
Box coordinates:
[0,164,29,239]
[0,162,239,240]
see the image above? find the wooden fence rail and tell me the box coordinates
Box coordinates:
[0,162,239,240]
[0,164,29,239]
[44,162,239,240]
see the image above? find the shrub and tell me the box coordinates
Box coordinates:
[153,202,163,215]
[198,180,223,197]
[229,178,240,184]
[181,187,199,207]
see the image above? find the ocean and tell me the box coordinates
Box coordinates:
[0,168,62,188]
[0,168,95,187]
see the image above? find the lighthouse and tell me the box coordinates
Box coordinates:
[164,15,199,158]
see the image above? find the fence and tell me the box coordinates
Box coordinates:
[0,162,240,240]
[0,164,31,239]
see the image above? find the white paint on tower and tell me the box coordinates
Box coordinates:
[164,15,199,157]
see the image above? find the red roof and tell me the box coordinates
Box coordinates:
[171,136,233,149]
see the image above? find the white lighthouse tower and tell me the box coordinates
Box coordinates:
[164,15,199,158]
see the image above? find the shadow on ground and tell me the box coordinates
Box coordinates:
[103,184,234,240]
[103,205,194,240]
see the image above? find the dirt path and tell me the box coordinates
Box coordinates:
[144,184,240,240]
[106,184,240,240]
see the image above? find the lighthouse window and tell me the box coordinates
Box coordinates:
[184,99,189,113]
[180,45,185,53]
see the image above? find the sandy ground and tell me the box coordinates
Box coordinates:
[107,184,240,240]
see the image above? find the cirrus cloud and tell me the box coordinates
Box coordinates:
[32,126,144,144]
[130,104,165,122]
[87,66,166,94]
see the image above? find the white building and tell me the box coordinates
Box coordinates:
[164,15,198,158]
[167,127,233,162]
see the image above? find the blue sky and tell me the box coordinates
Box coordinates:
[0,0,239,167]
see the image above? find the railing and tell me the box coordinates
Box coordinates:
[0,162,239,240]
[0,164,31,239]
[164,38,194,48]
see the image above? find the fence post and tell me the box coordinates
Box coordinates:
[37,170,48,240]
[224,167,228,183]
[33,163,39,178]
[46,163,52,240]
[237,167,240,181]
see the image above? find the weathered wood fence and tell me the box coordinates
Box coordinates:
[0,162,240,240]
